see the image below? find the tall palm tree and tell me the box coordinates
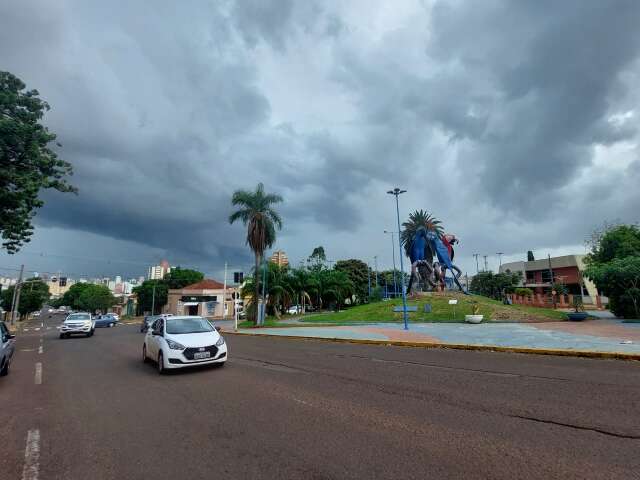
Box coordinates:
[229,183,283,324]
[400,209,443,259]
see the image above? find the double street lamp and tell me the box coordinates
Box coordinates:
[387,188,409,330]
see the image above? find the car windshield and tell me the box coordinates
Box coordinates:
[68,314,90,321]
[166,317,214,334]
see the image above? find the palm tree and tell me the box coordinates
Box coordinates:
[229,183,283,324]
[400,209,443,259]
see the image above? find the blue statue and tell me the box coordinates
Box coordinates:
[407,227,467,294]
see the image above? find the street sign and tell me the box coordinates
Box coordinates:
[448,299,458,305]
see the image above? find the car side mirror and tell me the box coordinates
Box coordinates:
[153,329,163,337]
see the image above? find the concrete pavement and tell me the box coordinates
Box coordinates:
[1,313,639,479]
[229,319,640,356]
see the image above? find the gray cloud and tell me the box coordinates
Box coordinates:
[1,0,640,278]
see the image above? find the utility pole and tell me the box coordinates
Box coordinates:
[472,254,480,274]
[373,256,378,287]
[222,262,227,320]
[483,255,488,272]
[368,264,371,298]
[151,283,156,315]
[496,252,504,271]
[10,264,24,326]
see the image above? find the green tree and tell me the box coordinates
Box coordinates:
[132,280,168,315]
[59,282,92,310]
[334,259,369,304]
[585,257,640,318]
[229,183,283,324]
[1,71,76,253]
[585,225,640,265]
[527,251,535,261]
[400,210,442,258]
[308,246,326,266]
[0,278,49,319]
[584,224,640,318]
[470,271,520,300]
[321,269,354,310]
[77,284,115,314]
[164,267,204,289]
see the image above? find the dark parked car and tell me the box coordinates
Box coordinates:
[1,321,16,376]
[95,313,119,328]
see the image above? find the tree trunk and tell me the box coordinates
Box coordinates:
[254,253,261,325]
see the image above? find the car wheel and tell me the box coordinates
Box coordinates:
[142,345,149,363]
[59,333,65,339]
[0,359,8,377]
[89,329,94,337]
[157,352,165,374]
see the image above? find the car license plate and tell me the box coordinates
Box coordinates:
[194,351,210,360]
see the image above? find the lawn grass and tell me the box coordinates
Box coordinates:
[300,292,568,324]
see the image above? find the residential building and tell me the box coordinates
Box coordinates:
[270,250,289,267]
[500,254,600,303]
[47,277,75,299]
[165,279,237,318]
[148,260,171,280]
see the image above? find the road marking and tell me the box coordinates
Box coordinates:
[46,327,51,330]
[40,322,43,327]
[21,429,40,480]
[34,328,40,331]
[34,363,42,385]
[24,328,30,332]
[38,346,43,354]
[20,349,35,352]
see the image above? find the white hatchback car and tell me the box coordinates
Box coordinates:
[143,316,227,374]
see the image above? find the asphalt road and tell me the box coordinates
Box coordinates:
[1,313,639,480]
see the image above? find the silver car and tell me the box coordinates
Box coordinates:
[0,322,16,376]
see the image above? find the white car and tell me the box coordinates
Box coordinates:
[287,305,302,315]
[143,316,227,374]
[60,312,95,338]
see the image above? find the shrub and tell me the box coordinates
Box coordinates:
[514,288,533,297]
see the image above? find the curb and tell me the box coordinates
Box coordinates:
[222,331,640,361]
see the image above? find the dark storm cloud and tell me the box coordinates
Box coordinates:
[425,0,640,212]
[1,0,640,276]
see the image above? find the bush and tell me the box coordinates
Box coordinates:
[514,288,533,297]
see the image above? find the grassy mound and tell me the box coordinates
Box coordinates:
[301,292,567,324]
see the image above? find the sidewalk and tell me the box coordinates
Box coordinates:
[225,319,640,358]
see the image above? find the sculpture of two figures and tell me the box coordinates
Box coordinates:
[407,227,467,294]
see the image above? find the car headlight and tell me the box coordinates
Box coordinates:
[215,336,225,347]
[166,338,185,350]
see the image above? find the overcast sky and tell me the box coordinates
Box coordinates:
[1,0,640,281]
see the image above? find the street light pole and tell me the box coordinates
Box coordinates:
[384,230,398,298]
[496,252,504,271]
[387,188,409,330]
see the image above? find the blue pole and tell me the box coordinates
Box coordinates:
[394,192,409,330]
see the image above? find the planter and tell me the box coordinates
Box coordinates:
[567,312,588,321]
[465,314,484,324]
